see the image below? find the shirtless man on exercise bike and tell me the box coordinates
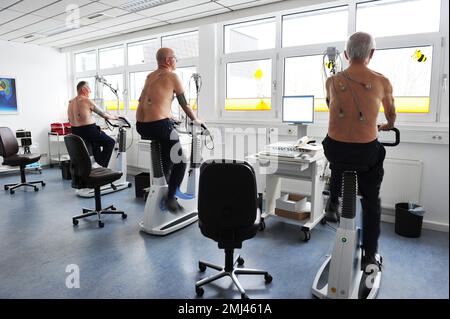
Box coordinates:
[323,32,396,270]
[136,47,202,212]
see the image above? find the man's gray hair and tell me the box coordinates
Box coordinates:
[346,32,376,61]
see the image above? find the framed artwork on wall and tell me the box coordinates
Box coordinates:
[0,76,18,114]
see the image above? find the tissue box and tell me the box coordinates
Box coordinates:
[276,193,307,212]
[275,202,311,221]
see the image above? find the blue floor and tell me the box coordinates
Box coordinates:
[0,168,448,299]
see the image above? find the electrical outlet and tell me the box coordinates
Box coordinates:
[287,127,297,135]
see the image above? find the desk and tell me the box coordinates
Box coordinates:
[247,152,327,241]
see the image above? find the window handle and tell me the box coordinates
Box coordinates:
[442,74,448,92]
[272,80,277,91]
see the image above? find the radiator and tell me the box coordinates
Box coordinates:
[380,158,423,209]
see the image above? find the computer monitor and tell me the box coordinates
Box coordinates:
[282,95,314,124]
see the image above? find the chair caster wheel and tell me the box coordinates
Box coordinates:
[300,230,311,242]
[264,273,273,283]
[122,213,127,219]
[259,219,266,231]
[72,219,79,226]
[237,257,245,266]
[199,262,207,272]
[111,206,116,210]
[320,217,327,225]
[127,183,132,188]
[196,286,204,296]
[98,221,104,228]
[41,182,46,187]
[10,189,15,194]
[241,293,249,299]
[34,187,39,192]
[4,186,8,190]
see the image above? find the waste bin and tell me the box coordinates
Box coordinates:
[395,202,425,238]
[135,172,150,198]
[61,160,72,180]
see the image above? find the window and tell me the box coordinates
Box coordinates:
[99,46,124,69]
[161,31,198,59]
[369,46,433,113]
[129,71,151,111]
[357,0,441,38]
[284,55,329,111]
[224,18,276,54]
[101,74,124,111]
[226,59,272,111]
[282,6,348,48]
[128,39,159,66]
[75,51,96,72]
[172,66,198,118]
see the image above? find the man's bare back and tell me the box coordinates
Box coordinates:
[136,69,180,122]
[326,66,395,143]
[67,96,96,127]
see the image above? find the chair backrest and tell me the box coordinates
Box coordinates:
[64,134,92,179]
[198,160,258,231]
[0,127,19,157]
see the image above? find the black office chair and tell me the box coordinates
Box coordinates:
[0,127,45,194]
[195,159,273,299]
[64,134,126,228]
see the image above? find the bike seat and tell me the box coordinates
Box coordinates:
[329,162,369,172]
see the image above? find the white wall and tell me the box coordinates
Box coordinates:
[0,40,70,165]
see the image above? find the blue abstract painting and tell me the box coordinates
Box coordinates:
[0,77,18,113]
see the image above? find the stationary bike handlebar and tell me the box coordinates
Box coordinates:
[379,127,400,147]
[106,116,131,129]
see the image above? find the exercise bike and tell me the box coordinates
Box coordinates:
[77,116,132,197]
[139,121,210,235]
[312,127,400,299]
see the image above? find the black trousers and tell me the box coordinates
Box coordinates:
[71,124,115,168]
[136,119,186,199]
[322,135,386,256]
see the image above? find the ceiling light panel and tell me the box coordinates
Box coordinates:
[119,0,178,13]
[136,0,205,17]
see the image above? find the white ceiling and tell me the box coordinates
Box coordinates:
[0,0,284,49]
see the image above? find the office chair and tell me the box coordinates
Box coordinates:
[64,134,127,228]
[0,127,45,194]
[195,159,273,299]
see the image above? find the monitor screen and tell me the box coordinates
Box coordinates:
[282,95,314,124]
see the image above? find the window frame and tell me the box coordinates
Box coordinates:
[72,29,199,116]
[218,13,281,120]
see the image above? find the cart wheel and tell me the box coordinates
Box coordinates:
[259,219,266,231]
[196,286,204,296]
[300,230,311,242]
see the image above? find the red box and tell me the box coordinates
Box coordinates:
[63,122,71,134]
[51,123,64,135]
